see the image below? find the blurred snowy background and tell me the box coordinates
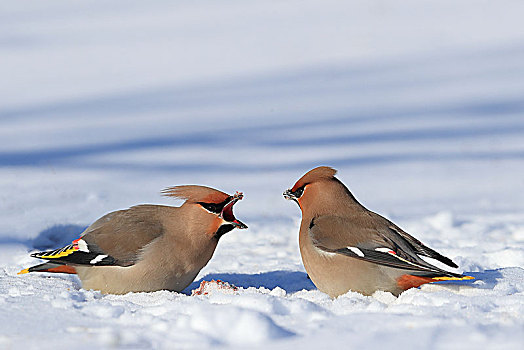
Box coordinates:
[1,1,523,349]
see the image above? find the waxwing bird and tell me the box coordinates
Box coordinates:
[284,166,472,297]
[18,185,247,294]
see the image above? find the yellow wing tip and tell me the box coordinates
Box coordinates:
[17,268,29,275]
[39,248,76,259]
[433,275,475,281]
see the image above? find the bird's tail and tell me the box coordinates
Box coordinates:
[397,273,474,290]
[18,262,77,275]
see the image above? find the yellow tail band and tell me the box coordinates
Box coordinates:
[433,275,474,281]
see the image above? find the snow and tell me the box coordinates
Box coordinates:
[1,0,524,349]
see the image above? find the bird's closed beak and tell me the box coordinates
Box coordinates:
[283,189,296,201]
[221,192,248,229]
[283,189,301,208]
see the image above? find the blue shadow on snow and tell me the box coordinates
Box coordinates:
[31,224,88,250]
[185,270,316,295]
[0,224,87,250]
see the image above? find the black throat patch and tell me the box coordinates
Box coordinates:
[214,224,235,240]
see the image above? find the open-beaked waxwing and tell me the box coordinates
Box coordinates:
[284,166,472,297]
[19,185,247,294]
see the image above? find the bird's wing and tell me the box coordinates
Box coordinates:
[31,205,167,267]
[308,215,463,277]
[373,212,458,268]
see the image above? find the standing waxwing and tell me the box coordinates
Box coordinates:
[284,166,472,297]
[18,185,247,294]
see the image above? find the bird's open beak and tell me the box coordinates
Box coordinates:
[221,192,248,229]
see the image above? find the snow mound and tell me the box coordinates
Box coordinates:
[189,305,294,345]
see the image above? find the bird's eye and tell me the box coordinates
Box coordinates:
[294,186,305,198]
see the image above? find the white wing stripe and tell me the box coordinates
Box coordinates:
[347,246,365,257]
[375,247,394,254]
[90,255,108,264]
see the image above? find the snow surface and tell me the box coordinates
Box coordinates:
[1,1,524,349]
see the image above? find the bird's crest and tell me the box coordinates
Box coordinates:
[291,166,337,191]
[161,185,231,204]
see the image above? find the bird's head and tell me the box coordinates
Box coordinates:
[284,166,338,211]
[162,185,247,238]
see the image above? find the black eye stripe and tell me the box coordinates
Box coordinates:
[198,196,233,214]
[198,202,221,213]
[293,186,305,198]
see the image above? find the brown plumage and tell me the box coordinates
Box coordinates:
[19,185,247,294]
[284,166,472,297]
